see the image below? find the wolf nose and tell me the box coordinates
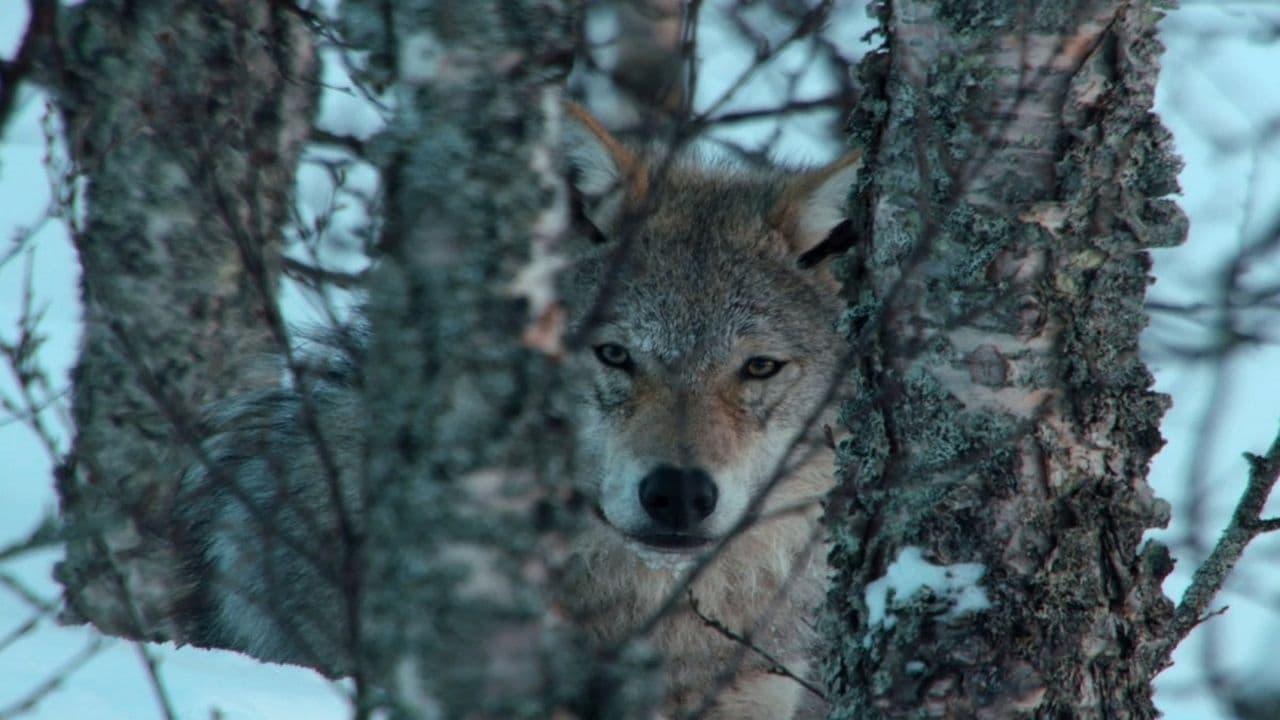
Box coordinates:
[638,465,718,530]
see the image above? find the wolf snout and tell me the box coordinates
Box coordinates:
[638,464,719,531]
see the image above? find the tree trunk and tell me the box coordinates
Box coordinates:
[338,1,651,715]
[822,2,1186,718]
[48,0,316,642]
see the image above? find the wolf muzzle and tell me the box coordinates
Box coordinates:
[638,464,718,533]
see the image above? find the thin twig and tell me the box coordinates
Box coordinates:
[0,636,105,720]
[686,593,827,703]
[0,515,61,565]
[0,572,55,613]
[283,256,367,290]
[1164,428,1280,652]
[0,613,43,655]
[311,129,368,156]
[132,642,178,720]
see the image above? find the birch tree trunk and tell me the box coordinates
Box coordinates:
[822,2,1186,718]
[339,1,652,715]
[48,1,316,641]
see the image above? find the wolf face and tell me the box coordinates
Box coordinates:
[551,107,858,718]
[560,105,857,565]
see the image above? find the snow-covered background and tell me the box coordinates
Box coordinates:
[2,2,1278,718]
[1146,5,1280,718]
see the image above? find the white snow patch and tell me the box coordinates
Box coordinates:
[863,546,991,631]
[0,4,30,63]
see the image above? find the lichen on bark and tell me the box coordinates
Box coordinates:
[341,1,654,716]
[49,0,316,643]
[822,1,1186,718]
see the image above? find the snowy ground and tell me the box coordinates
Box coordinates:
[2,2,1279,719]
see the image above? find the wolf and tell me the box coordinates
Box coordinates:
[178,103,859,719]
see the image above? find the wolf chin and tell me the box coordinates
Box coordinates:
[179,104,858,720]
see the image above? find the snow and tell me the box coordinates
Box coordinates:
[863,546,990,631]
[0,2,28,59]
[1,1,1279,718]
[314,46,389,142]
[692,0,875,164]
[1147,4,1280,716]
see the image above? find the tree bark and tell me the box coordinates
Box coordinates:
[823,2,1186,718]
[339,1,651,715]
[48,0,316,642]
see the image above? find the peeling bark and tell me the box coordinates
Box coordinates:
[49,1,316,642]
[823,2,1185,718]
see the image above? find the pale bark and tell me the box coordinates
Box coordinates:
[48,1,316,642]
[823,2,1185,718]
[340,0,651,715]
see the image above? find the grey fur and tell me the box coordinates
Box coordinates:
[179,331,366,676]
[180,109,856,717]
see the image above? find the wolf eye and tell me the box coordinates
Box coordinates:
[741,356,786,380]
[594,343,633,370]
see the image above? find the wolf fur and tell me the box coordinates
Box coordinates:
[179,105,858,719]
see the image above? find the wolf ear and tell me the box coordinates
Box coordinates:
[770,151,863,268]
[563,103,646,241]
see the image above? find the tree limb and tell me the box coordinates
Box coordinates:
[1165,428,1280,650]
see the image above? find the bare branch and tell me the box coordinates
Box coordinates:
[0,637,105,720]
[1165,428,1280,650]
[283,256,367,290]
[687,593,827,703]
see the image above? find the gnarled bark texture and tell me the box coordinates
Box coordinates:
[822,2,1186,718]
[49,1,316,642]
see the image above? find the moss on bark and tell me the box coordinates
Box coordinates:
[822,2,1184,718]
[52,0,316,643]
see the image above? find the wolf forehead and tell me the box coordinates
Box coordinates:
[563,164,843,364]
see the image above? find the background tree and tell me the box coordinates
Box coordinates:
[47,0,317,649]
